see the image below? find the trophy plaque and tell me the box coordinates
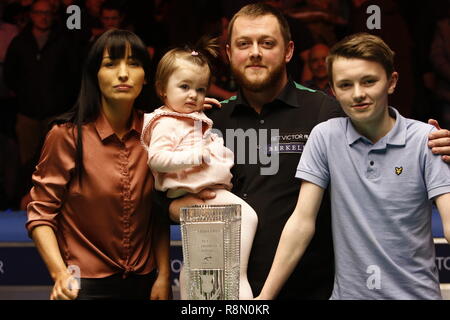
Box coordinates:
[180,204,241,300]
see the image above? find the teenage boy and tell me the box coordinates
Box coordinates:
[256,33,450,300]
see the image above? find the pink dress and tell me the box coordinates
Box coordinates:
[141,106,234,198]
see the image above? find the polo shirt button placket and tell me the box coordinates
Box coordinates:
[366,152,379,178]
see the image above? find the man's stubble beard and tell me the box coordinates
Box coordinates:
[231,60,286,93]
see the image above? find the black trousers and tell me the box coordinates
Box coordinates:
[76,270,157,300]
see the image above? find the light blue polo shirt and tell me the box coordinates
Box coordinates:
[296,107,450,299]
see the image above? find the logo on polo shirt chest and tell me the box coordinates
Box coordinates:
[268,131,310,154]
[395,167,403,175]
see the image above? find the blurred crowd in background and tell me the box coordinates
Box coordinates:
[0,0,449,211]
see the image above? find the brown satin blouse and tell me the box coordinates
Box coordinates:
[26,110,156,278]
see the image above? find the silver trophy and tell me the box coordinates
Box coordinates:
[180,204,241,300]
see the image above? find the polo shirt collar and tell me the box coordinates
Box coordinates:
[277,80,301,107]
[95,109,143,141]
[230,80,300,115]
[346,107,406,147]
[385,107,406,146]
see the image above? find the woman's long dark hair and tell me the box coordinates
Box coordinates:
[54,29,152,182]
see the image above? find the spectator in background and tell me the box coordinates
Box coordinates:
[78,0,104,43]
[86,1,136,50]
[84,0,104,25]
[46,0,62,23]
[99,0,124,31]
[288,0,347,47]
[276,0,343,83]
[303,43,333,96]
[430,5,450,130]
[3,0,80,208]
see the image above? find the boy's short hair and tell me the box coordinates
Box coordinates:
[227,3,291,46]
[327,33,395,84]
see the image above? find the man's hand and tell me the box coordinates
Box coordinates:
[50,271,79,300]
[168,189,216,222]
[203,97,221,110]
[428,119,450,163]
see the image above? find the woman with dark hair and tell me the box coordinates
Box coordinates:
[25,29,171,300]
